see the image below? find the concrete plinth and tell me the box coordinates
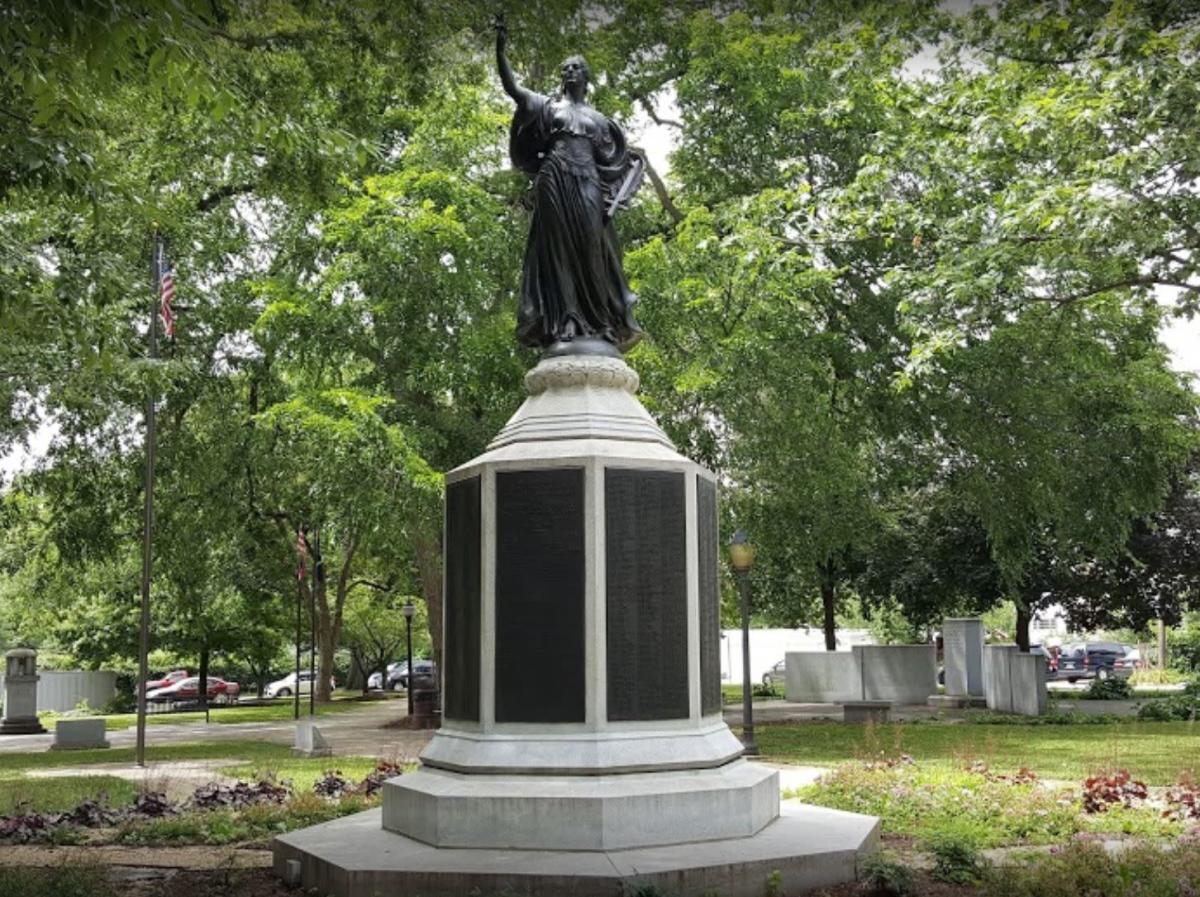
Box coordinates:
[383,759,778,851]
[293,720,332,757]
[273,801,880,897]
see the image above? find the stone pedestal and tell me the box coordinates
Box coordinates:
[930,617,986,708]
[273,355,878,895]
[983,645,1047,716]
[0,648,47,735]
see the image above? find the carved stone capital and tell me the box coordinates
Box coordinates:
[525,356,640,395]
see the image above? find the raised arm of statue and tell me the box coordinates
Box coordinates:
[494,14,532,108]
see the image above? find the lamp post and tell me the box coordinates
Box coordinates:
[729,530,759,756]
[402,600,416,717]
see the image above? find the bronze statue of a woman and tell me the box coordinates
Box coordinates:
[495,15,645,356]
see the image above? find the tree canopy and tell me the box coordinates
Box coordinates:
[1,1,1196,683]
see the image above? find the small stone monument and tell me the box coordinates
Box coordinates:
[0,648,47,734]
[983,645,1047,716]
[930,617,986,708]
[293,720,332,757]
[52,718,109,750]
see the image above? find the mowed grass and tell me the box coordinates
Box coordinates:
[0,774,139,813]
[0,740,397,814]
[755,719,1200,784]
[54,692,388,731]
[0,740,298,774]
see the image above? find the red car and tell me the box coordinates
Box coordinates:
[146,676,240,704]
[141,670,189,693]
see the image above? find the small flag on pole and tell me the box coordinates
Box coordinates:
[156,238,176,340]
[296,527,308,581]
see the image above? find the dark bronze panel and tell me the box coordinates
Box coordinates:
[606,468,689,721]
[697,476,721,715]
[495,468,586,723]
[444,476,481,722]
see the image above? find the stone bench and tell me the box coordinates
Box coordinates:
[842,700,892,723]
[52,717,109,750]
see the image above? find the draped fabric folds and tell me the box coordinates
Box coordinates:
[510,94,643,353]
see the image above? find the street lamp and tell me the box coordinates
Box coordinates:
[402,600,416,717]
[729,530,759,756]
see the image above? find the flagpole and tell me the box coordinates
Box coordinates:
[136,229,160,768]
[294,527,302,722]
[309,528,318,717]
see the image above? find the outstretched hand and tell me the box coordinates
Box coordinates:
[493,12,507,45]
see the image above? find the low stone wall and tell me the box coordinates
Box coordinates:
[856,645,937,705]
[784,645,937,705]
[784,652,861,703]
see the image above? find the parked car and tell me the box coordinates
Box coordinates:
[141,669,188,693]
[1029,645,1058,680]
[367,662,403,691]
[761,659,786,689]
[1111,648,1143,680]
[387,660,437,691]
[146,676,240,704]
[264,671,336,698]
[1057,642,1131,683]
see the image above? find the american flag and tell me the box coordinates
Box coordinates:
[296,527,308,581]
[156,239,176,340]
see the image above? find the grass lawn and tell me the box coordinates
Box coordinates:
[0,740,303,774]
[756,719,1200,784]
[0,774,139,814]
[41,692,389,732]
[0,740,393,817]
[721,683,783,703]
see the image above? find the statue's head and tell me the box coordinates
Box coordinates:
[560,55,590,96]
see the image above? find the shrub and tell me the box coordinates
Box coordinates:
[985,839,1200,897]
[860,851,915,897]
[1081,770,1147,813]
[926,829,987,884]
[1128,668,1190,686]
[0,863,116,897]
[1135,692,1199,721]
[1084,677,1132,700]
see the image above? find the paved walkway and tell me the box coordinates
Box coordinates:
[0,700,434,760]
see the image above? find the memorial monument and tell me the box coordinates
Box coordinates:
[929,617,986,708]
[0,648,47,735]
[272,18,878,895]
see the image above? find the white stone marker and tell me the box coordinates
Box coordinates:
[942,618,985,698]
[52,717,109,750]
[293,720,331,757]
[0,648,47,735]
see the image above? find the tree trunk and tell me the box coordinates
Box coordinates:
[313,530,357,703]
[415,528,443,693]
[197,643,210,713]
[1015,602,1031,651]
[819,563,837,651]
[1157,618,1168,669]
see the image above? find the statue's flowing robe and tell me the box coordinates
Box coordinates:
[510,93,643,352]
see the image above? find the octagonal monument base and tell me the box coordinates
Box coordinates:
[273,799,880,897]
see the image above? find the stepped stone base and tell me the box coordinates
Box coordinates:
[0,717,46,735]
[273,801,880,897]
[382,760,778,851]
